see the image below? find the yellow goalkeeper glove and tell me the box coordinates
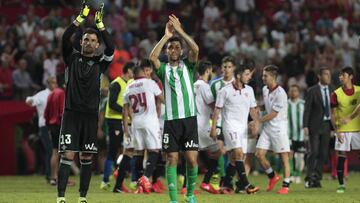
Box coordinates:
[95,3,105,30]
[76,0,90,24]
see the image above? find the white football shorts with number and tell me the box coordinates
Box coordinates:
[256,85,290,153]
[123,78,162,150]
[215,83,257,151]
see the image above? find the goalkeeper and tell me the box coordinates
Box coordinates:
[56,1,114,203]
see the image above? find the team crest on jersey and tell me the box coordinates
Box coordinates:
[87,60,94,66]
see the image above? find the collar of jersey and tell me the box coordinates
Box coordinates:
[267,84,279,93]
[232,81,245,91]
[134,76,146,80]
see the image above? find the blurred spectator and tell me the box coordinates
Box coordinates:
[123,0,141,33]
[316,10,333,31]
[108,39,131,81]
[202,0,221,31]
[0,61,13,99]
[22,11,37,37]
[333,9,349,33]
[282,44,305,78]
[203,20,225,54]
[138,30,158,57]
[42,51,59,86]
[12,58,40,100]
[234,0,255,29]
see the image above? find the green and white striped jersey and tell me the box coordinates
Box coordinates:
[288,99,305,141]
[210,77,234,127]
[156,59,196,121]
[210,77,234,99]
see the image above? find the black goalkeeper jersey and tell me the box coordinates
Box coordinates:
[62,24,114,114]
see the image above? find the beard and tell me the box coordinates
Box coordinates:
[82,47,95,55]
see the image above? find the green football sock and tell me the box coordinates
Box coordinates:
[289,157,294,176]
[186,165,198,197]
[218,155,225,177]
[166,166,177,201]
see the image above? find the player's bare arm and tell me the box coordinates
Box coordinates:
[156,93,165,104]
[168,14,199,62]
[122,103,130,139]
[249,107,260,136]
[149,22,173,69]
[260,110,278,123]
[331,107,344,144]
[210,107,221,140]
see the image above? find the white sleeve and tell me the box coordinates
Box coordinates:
[151,80,162,96]
[30,92,42,106]
[272,91,286,112]
[123,88,130,105]
[215,88,226,108]
[201,84,214,105]
[249,88,257,108]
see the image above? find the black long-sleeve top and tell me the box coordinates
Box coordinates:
[62,23,114,114]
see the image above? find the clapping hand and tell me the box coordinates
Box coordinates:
[76,0,90,24]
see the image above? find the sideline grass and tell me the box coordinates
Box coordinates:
[0,173,360,203]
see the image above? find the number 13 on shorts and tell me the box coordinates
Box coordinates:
[60,134,72,145]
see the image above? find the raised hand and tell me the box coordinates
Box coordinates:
[95,3,105,30]
[168,14,183,33]
[165,21,174,38]
[76,0,90,24]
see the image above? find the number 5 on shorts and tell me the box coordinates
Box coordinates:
[163,133,169,144]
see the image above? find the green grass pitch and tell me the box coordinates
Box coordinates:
[0,174,360,203]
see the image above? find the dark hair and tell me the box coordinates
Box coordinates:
[289,84,300,90]
[234,63,254,78]
[123,62,135,74]
[341,66,354,76]
[263,65,279,78]
[139,58,153,69]
[318,66,330,75]
[221,56,236,66]
[133,65,142,77]
[197,61,212,75]
[83,28,100,42]
[167,36,182,48]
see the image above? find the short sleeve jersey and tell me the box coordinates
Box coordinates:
[194,80,214,129]
[155,59,196,120]
[262,85,288,130]
[123,78,162,128]
[216,83,257,132]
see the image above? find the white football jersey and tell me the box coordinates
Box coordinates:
[262,85,288,130]
[194,80,214,130]
[215,83,257,132]
[124,78,162,128]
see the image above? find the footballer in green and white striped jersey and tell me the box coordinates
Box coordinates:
[288,87,305,142]
[156,58,196,120]
[210,56,235,128]
[210,77,234,99]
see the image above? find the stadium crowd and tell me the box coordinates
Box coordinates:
[1,0,360,200]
